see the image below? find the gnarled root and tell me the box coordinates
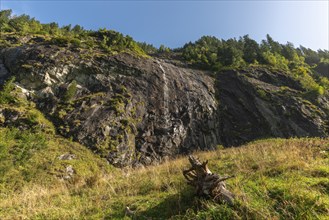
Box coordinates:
[183,155,235,205]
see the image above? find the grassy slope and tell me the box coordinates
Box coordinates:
[0,82,328,219]
[0,128,328,219]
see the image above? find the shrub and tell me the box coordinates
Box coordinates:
[51,36,70,47]
[63,80,77,102]
[317,86,325,96]
[293,66,322,95]
[0,77,16,104]
[11,130,47,164]
[70,38,81,48]
[256,89,267,99]
[262,51,289,70]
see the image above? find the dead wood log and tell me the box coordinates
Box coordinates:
[183,155,235,205]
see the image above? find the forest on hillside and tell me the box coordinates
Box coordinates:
[1,9,328,96]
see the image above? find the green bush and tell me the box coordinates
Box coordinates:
[51,36,70,47]
[256,89,267,99]
[63,80,77,102]
[10,129,47,164]
[262,51,289,70]
[0,77,16,104]
[293,67,321,93]
[70,38,81,48]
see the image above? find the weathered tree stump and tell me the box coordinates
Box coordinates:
[183,155,235,205]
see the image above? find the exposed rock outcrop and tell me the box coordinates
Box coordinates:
[0,44,328,167]
[217,68,329,146]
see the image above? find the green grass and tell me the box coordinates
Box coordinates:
[0,132,328,219]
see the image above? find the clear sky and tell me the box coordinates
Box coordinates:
[1,0,328,50]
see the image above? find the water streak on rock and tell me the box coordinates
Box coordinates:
[158,61,170,128]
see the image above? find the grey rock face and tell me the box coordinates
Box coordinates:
[1,45,328,167]
[217,69,329,146]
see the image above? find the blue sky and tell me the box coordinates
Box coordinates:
[1,1,328,50]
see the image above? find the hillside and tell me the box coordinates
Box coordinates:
[0,35,328,166]
[0,10,329,219]
[0,119,328,219]
[1,85,326,219]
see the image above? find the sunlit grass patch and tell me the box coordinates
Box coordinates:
[0,134,328,219]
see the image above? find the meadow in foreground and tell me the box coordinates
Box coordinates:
[0,126,328,219]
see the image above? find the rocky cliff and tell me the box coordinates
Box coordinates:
[0,43,328,167]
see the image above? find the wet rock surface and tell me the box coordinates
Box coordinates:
[1,45,328,167]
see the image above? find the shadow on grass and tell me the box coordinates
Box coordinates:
[134,187,199,220]
[133,189,255,220]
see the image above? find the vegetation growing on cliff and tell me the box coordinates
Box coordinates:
[178,35,329,96]
[1,9,327,97]
[1,9,327,72]
[179,35,329,74]
[0,9,146,56]
[0,77,17,105]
